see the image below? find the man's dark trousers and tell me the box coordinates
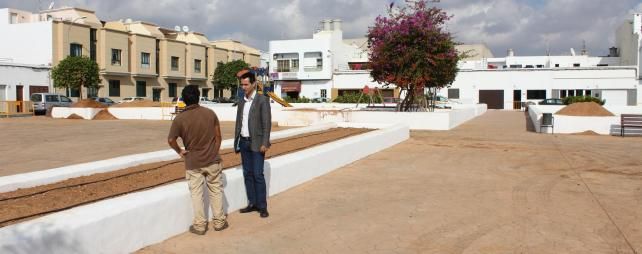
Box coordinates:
[239,137,267,209]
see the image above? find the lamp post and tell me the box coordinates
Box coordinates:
[65,16,86,98]
[66,16,87,57]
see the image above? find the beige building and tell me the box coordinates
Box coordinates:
[1,6,261,102]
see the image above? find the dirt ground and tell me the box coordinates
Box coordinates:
[0,117,288,177]
[138,111,642,254]
[0,128,370,227]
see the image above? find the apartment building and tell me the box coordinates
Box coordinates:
[0,6,261,102]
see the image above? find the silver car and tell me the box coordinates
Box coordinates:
[31,93,73,115]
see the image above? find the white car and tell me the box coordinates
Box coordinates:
[117,97,145,103]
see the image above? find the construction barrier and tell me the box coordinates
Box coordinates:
[0,101,34,117]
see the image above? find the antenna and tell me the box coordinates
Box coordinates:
[182,26,189,32]
[581,40,588,56]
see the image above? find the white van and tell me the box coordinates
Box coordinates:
[30,93,73,115]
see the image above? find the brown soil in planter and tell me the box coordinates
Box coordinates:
[92,109,118,120]
[570,130,600,136]
[0,128,371,227]
[555,102,614,116]
[71,99,107,108]
[111,100,162,107]
[67,113,84,119]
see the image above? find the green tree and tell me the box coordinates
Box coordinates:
[51,56,101,100]
[367,0,463,111]
[212,60,250,97]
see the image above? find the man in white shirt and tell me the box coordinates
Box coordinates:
[234,70,271,218]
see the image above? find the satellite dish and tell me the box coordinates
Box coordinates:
[182,26,189,32]
[48,2,55,10]
[174,26,181,32]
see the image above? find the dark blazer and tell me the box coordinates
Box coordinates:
[234,92,272,152]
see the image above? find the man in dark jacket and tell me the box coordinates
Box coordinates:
[234,70,271,218]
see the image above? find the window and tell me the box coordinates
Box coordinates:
[31,94,42,102]
[10,13,17,24]
[111,49,122,66]
[568,90,575,96]
[536,65,544,68]
[194,59,201,73]
[168,83,177,98]
[141,52,150,68]
[90,29,97,62]
[109,80,120,97]
[60,96,72,103]
[69,87,80,97]
[573,63,580,67]
[509,64,522,68]
[70,43,82,57]
[171,56,179,71]
[585,90,592,96]
[526,90,546,100]
[320,89,327,98]
[273,53,299,72]
[87,86,98,98]
[448,89,460,99]
[303,52,323,72]
[576,90,583,96]
[554,64,560,67]
[560,90,567,98]
[136,81,146,97]
[45,95,58,102]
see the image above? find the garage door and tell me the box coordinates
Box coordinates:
[479,90,504,109]
[29,86,49,95]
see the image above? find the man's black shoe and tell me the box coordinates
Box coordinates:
[260,209,269,218]
[240,205,258,213]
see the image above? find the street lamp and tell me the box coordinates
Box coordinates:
[66,16,87,56]
[65,16,86,98]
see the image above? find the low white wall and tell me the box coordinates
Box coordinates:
[107,107,173,121]
[0,123,337,193]
[528,105,641,135]
[278,104,487,130]
[0,123,409,254]
[51,108,104,120]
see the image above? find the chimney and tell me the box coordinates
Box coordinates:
[322,20,331,31]
[507,48,514,57]
[332,19,342,31]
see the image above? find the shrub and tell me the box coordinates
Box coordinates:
[283,96,312,103]
[332,93,383,103]
[563,96,605,105]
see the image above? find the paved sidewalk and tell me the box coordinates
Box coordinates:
[138,111,642,254]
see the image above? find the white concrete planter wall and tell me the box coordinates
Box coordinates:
[0,123,409,254]
[51,107,104,120]
[107,107,173,120]
[528,105,642,135]
[278,104,487,130]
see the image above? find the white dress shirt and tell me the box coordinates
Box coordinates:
[241,90,255,137]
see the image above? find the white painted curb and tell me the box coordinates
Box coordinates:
[0,122,409,254]
[0,123,337,193]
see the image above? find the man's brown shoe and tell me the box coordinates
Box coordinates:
[213,221,229,231]
[189,225,207,235]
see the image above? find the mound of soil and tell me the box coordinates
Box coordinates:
[555,102,614,116]
[71,100,107,108]
[571,130,600,136]
[66,113,84,120]
[111,100,161,107]
[92,109,118,120]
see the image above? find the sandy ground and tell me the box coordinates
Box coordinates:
[0,117,287,177]
[138,111,642,254]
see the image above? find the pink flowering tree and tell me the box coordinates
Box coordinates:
[367,0,462,111]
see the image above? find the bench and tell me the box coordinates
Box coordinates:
[621,114,642,136]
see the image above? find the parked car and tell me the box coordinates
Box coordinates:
[117,97,145,104]
[538,98,564,105]
[429,95,459,109]
[91,97,115,106]
[30,93,73,115]
[211,97,232,103]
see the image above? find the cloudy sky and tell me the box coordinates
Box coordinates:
[2,0,641,56]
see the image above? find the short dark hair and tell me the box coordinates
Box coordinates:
[182,84,200,106]
[239,71,256,84]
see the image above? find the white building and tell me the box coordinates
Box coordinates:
[0,62,52,101]
[275,14,642,107]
